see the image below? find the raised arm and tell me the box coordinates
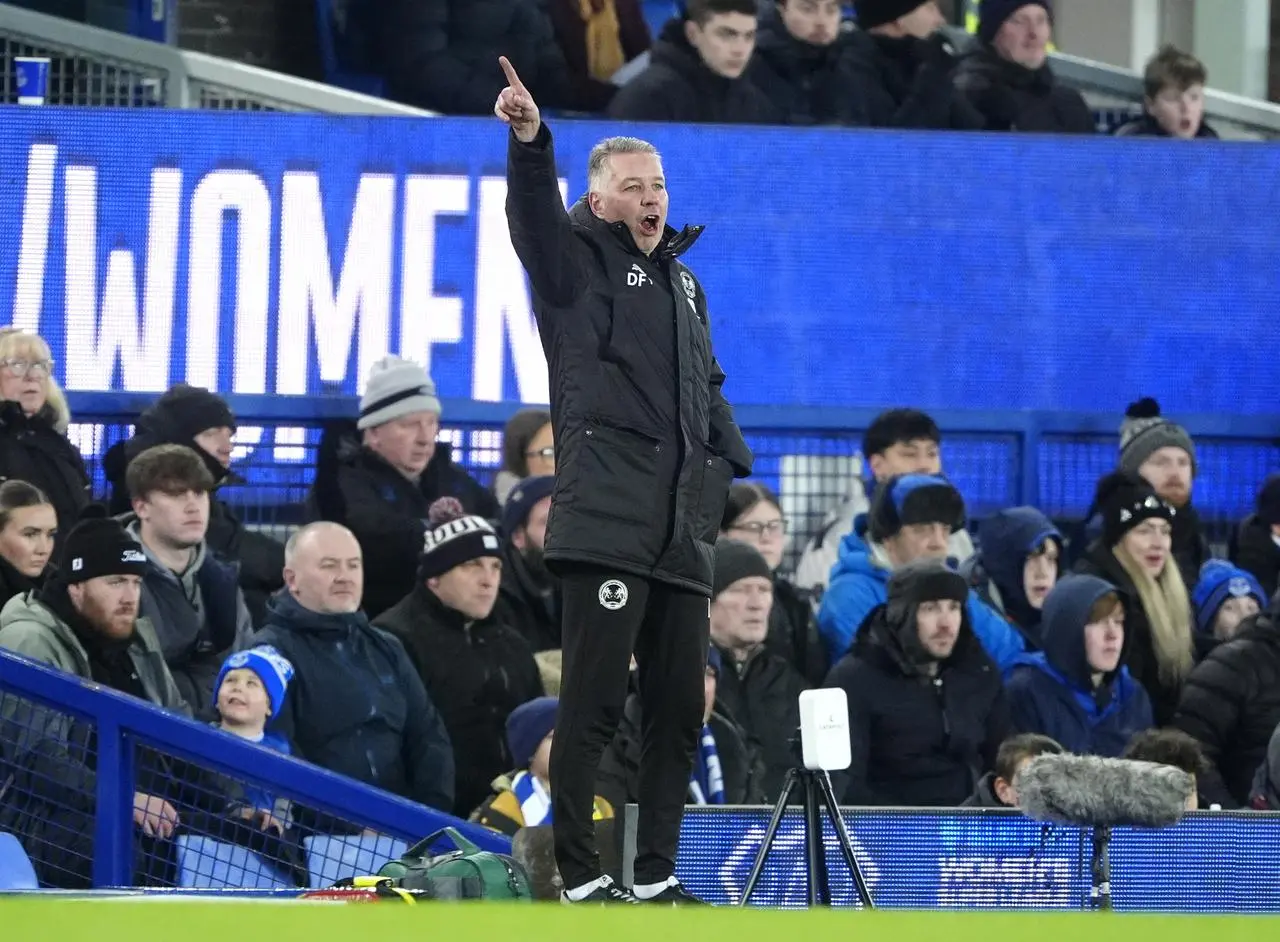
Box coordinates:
[497,56,588,310]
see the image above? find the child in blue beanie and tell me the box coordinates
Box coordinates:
[1191,561,1267,654]
[213,645,295,833]
[470,696,614,836]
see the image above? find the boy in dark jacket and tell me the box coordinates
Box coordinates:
[1115,45,1217,139]
[963,507,1061,649]
[825,559,1009,807]
[963,732,1063,809]
[1004,574,1153,758]
[608,0,777,123]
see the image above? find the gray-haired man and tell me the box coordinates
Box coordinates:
[496,57,753,905]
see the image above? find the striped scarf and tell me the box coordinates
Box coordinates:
[688,723,725,805]
[511,770,553,826]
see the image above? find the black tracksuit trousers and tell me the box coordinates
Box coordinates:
[550,564,709,889]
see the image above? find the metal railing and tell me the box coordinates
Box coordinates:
[0,648,506,888]
[0,1,430,113]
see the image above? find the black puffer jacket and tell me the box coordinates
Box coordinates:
[377,0,611,115]
[1171,605,1280,808]
[373,583,544,818]
[493,540,560,652]
[824,605,1008,807]
[1231,514,1280,600]
[0,402,90,541]
[307,420,499,619]
[954,44,1094,133]
[597,693,766,809]
[713,644,809,800]
[505,124,753,594]
[253,592,455,812]
[608,19,778,124]
[746,19,866,126]
[845,31,985,130]
[768,576,826,684]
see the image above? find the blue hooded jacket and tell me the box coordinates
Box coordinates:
[1004,574,1153,757]
[965,507,1062,648]
[816,522,1025,674]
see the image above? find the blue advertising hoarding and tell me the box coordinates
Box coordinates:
[0,107,1275,417]
[675,808,1280,911]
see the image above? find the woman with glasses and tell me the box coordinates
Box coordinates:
[720,483,826,684]
[495,408,555,507]
[0,479,56,604]
[0,329,90,542]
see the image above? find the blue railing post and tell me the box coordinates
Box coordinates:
[91,717,136,887]
[129,0,175,43]
[1020,417,1044,510]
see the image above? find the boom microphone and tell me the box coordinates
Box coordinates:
[1014,753,1193,828]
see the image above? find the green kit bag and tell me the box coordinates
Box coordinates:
[376,827,533,902]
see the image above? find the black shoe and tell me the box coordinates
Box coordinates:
[634,879,707,905]
[561,877,639,905]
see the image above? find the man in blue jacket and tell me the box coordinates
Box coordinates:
[816,473,1024,672]
[1004,573,1153,757]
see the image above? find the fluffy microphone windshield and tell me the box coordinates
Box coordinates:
[1015,753,1192,828]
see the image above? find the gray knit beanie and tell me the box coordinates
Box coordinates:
[1118,397,1196,475]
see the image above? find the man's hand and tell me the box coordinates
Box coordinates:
[494,56,541,143]
[133,792,180,839]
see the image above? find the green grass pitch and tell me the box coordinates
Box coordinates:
[1,900,1276,941]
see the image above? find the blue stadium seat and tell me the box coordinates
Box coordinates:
[174,836,295,890]
[304,834,408,889]
[315,0,386,97]
[0,832,37,890]
[642,0,679,36]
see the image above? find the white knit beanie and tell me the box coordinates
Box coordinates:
[358,356,442,430]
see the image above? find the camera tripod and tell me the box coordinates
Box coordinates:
[738,766,874,908]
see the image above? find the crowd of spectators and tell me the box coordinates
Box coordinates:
[1,323,1278,885]
[360,0,1216,140]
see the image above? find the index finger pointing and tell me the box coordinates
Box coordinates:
[499,56,526,91]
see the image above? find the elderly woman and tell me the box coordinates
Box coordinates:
[0,329,90,540]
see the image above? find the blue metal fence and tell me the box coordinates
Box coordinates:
[66,392,1280,559]
[0,648,507,889]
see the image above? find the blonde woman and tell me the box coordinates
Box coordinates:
[1074,470,1195,725]
[0,328,90,540]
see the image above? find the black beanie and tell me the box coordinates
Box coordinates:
[145,384,236,442]
[1092,470,1175,548]
[978,0,1053,44]
[1257,474,1280,528]
[419,497,502,580]
[60,510,149,585]
[855,0,932,30]
[713,539,773,598]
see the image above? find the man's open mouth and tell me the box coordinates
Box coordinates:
[639,215,660,235]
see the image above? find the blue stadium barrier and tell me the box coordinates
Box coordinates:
[0,648,509,889]
[64,392,1280,556]
[674,806,1280,912]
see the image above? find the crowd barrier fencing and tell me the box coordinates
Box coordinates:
[0,648,507,890]
[66,392,1280,570]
